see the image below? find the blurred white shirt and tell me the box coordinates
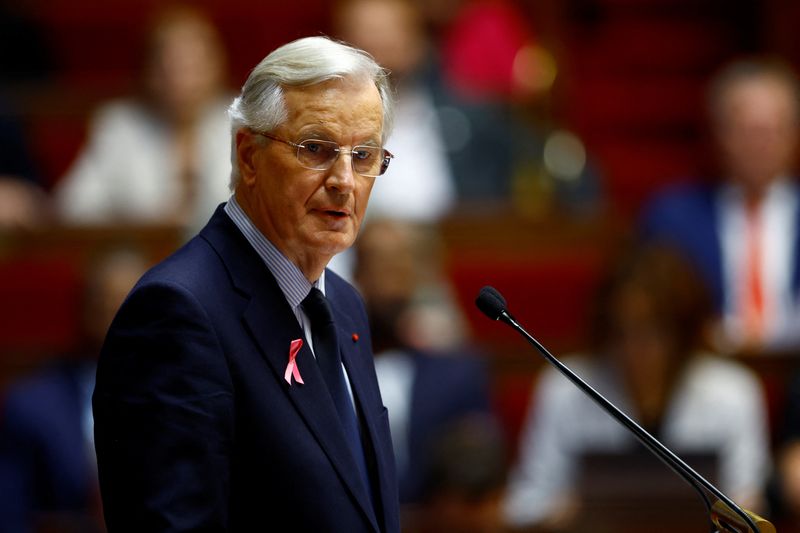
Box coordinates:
[367,84,456,222]
[718,179,799,347]
[55,98,232,234]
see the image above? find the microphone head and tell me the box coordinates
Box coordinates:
[475,286,507,321]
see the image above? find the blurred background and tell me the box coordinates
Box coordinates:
[3,0,800,531]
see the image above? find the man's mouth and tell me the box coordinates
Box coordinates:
[319,208,349,218]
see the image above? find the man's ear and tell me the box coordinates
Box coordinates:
[235,129,260,187]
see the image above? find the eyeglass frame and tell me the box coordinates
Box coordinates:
[255,131,394,177]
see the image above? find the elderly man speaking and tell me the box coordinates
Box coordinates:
[92,37,399,532]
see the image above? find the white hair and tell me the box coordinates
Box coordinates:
[227,36,394,189]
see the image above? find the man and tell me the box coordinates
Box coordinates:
[92,36,400,532]
[640,57,800,351]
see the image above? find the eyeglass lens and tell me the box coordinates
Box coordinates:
[297,140,388,176]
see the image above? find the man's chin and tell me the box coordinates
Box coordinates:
[310,231,355,258]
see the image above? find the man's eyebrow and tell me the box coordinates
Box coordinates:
[296,129,382,146]
[295,129,333,141]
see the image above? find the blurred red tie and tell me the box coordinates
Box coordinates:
[743,203,765,343]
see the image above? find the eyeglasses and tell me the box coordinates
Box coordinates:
[257,132,394,177]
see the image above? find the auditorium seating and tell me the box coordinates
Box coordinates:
[4,0,800,491]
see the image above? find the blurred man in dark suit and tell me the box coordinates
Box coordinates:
[93,36,399,532]
[0,248,147,533]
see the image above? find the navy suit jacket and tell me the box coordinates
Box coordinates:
[93,205,400,532]
[639,181,800,312]
[0,361,98,533]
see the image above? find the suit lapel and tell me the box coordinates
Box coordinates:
[201,208,380,531]
[241,299,379,530]
[329,287,395,532]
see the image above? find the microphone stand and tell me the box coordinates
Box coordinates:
[480,291,775,533]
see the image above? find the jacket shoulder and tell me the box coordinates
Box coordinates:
[136,234,235,301]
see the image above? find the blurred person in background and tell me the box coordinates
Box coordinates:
[53,4,231,234]
[353,218,495,510]
[640,57,800,353]
[416,0,547,102]
[503,245,769,531]
[0,247,148,533]
[333,0,516,213]
[412,0,601,218]
[334,0,599,222]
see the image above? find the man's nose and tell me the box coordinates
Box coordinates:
[326,150,357,193]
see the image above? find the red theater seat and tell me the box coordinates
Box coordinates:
[0,255,81,357]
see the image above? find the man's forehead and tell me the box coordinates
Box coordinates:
[714,77,799,127]
[280,79,383,133]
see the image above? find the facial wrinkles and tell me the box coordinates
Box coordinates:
[283,81,382,209]
[251,80,381,274]
[286,81,382,141]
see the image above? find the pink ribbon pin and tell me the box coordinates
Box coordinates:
[284,338,305,386]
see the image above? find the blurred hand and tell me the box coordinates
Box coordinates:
[0,177,48,230]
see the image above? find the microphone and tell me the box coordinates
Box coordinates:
[475,286,508,321]
[475,286,774,533]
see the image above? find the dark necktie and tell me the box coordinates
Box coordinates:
[301,288,372,493]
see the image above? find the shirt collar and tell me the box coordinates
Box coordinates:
[719,175,795,207]
[224,196,325,311]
